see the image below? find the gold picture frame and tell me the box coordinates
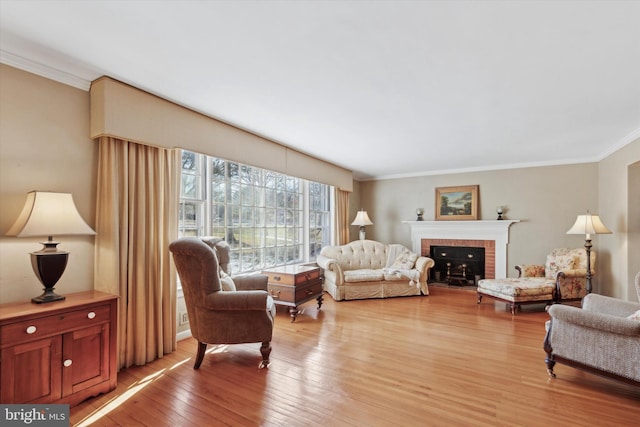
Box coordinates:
[435,185,479,221]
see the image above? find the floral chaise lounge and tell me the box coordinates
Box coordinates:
[316,240,434,301]
[477,248,594,314]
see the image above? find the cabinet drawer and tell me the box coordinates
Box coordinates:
[268,279,323,303]
[264,268,320,286]
[0,304,111,346]
[268,283,295,302]
[295,279,323,301]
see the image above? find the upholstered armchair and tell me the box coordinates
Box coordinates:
[169,237,275,369]
[516,247,594,302]
[544,272,640,385]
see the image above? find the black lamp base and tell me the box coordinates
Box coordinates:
[32,289,66,304]
[30,244,69,304]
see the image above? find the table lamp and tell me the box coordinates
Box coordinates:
[7,191,96,303]
[352,210,373,241]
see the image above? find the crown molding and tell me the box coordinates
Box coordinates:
[356,157,600,181]
[358,129,640,182]
[0,49,91,91]
[596,127,640,161]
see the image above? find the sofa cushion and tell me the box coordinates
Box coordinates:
[478,278,555,298]
[383,268,420,282]
[344,269,385,283]
[391,250,419,270]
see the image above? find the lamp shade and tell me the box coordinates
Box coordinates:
[566,214,611,238]
[351,210,373,226]
[7,191,96,237]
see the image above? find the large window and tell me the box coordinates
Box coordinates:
[179,150,331,273]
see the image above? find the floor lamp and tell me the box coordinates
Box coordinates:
[566,213,612,294]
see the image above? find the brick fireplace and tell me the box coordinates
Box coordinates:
[403,220,519,279]
[424,239,494,279]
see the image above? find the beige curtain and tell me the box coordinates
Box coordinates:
[94,136,180,369]
[334,188,350,245]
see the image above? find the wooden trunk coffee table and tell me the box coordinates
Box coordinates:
[261,265,324,322]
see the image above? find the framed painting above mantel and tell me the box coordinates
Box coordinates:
[435,185,479,221]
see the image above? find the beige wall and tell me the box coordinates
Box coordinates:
[1,64,638,303]
[0,64,97,303]
[358,155,639,298]
[598,139,640,300]
[629,161,640,301]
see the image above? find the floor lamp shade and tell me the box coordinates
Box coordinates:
[566,213,612,293]
[7,191,96,303]
[352,210,373,241]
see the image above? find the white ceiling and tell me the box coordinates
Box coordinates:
[1,0,639,180]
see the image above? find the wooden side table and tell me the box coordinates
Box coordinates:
[0,290,118,406]
[261,265,323,322]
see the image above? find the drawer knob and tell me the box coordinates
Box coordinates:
[63,359,73,367]
[306,289,313,296]
[87,311,96,319]
[270,290,281,299]
[273,276,281,281]
[26,325,37,334]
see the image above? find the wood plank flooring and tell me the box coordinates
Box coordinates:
[70,287,640,426]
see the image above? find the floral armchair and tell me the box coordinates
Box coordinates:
[516,248,594,302]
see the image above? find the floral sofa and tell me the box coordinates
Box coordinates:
[478,248,594,314]
[316,240,434,301]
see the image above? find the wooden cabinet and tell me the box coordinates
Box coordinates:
[0,291,117,407]
[262,265,323,322]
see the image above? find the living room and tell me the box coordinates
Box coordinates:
[1,1,639,426]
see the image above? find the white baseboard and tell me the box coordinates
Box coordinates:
[177,329,192,341]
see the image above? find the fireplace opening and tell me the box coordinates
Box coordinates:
[430,246,485,286]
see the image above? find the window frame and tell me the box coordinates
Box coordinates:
[179,150,332,274]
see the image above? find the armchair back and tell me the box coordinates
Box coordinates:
[545,248,595,279]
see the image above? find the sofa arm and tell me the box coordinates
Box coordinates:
[415,256,435,281]
[316,255,344,286]
[204,290,270,311]
[233,274,269,291]
[547,304,640,337]
[515,264,545,278]
[582,293,640,317]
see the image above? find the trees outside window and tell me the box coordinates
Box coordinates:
[179,150,331,273]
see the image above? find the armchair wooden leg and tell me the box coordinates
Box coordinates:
[545,356,557,378]
[194,342,207,369]
[259,341,272,369]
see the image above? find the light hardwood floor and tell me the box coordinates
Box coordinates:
[70,287,639,426]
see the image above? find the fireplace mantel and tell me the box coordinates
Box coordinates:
[403,220,519,279]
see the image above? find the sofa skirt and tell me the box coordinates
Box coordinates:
[324,279,425,301]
